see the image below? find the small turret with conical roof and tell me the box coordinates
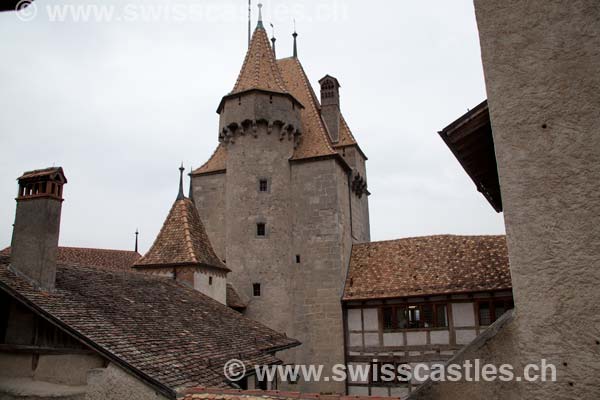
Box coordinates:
[135,165,229,304]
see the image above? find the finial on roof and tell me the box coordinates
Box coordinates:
[292,20,298,58]
[257,3,263,28]
[247,0,252,47]
[270,23,276,57]
[135,229,139,253]
[177,163,185,200]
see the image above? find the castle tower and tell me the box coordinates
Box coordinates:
[191,8,371,392]
[135,166,230,304]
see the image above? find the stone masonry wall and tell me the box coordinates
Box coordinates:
[191,172,227,261]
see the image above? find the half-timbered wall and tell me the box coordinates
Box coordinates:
[343,291,513,398]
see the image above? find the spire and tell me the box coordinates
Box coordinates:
[229,12,288,95]
[257,3,263,29]
[292,21,298,58]
[177,163,185,200]
[135,229,139,253]
[270,23,276,58]
[247,0,252,47]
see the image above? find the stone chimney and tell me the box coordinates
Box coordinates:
[319,75,341,143]
[10,167,67,291]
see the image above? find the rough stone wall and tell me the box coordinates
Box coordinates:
[10,198,62,291]
[278,158,349,394]
[191,172,227,260]
[223,118,296,337]
[86,363,169,400]
[475,0,600,398]
[407,1,600,399]
[338,147,370,243]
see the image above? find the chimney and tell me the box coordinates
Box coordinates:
[319,75,341,143]
[10,167,67,292]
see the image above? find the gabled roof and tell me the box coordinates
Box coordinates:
[0,256,299,397]
[343,235,511,301]
[135,197,229,272]
[0,246,140,272]
[230,26,288,96]
[18,166,67,183]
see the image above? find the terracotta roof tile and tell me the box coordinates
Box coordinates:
[0,258,299,394]
[343,235,511,300]
[335,115,357,147]
[0,246,140,272]
[18,166,66,182]
[135,198,229,272]
[231,27,288,95]
[226,283,247,310]
[192,144,227,176]
[277,58,337,160]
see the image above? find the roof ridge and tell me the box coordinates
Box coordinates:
[354,234,507,247]
[179,199,199,263]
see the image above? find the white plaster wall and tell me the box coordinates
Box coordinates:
[430,330,449,345]
[347,309,362,331]
[193,270,226,304]
[406,332,427,346]
[383,332,404,346]
[362,308,378,331]
[455,329,477,345]
[451,303,475,327]
[348,386,369,396]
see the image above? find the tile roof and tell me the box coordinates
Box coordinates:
[18,166,67,182]
[182,387,399,400]
[343,235,511,301]
[230,27,288,95]
[135,197,229,272]
[195,54,364,174]
[277,57,338,160]
[0,246,140,272]
[192,144,227,176]
[0,256,299,396]
[226,283,247,310]
[335,115,357,147]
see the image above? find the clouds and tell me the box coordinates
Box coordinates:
[0,0,504,253]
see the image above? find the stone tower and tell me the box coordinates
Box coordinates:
[191,10,370,393]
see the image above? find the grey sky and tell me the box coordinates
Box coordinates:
[0,0,504,254]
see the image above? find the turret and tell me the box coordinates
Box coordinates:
[216,4,302,148]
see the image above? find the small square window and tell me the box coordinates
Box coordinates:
[253,283,261,297]
[259,179,268,192]
[257,223,266,237]
[295,255,301,263]
[209,276,213,286]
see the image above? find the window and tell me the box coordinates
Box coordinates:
[296,255,301,263]
[253,283,261,297]
[477,299,514,326]
[382,303,448,330]
[256,223,266,237]
[209,276,213,286]
[259,179,268,192]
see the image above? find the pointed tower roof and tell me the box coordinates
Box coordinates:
[135,169,229,272]
[230,16,288,95]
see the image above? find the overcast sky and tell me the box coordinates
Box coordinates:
[0,0,504,253]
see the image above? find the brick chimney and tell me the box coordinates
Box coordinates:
[10,167,67,291]
[319,75,341,143]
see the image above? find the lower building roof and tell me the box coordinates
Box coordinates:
[343,235,511,301]
[0,255,299,397]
